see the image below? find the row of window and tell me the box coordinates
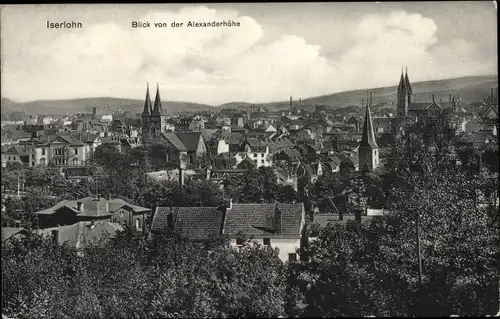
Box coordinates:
[253,153,265,157]
[253,159,266,164]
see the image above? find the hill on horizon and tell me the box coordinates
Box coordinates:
[233,74,498,112]
[2,75,497,117]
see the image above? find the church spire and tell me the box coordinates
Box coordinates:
[404,66,412,97]
[142,83,152,115]
[152,82,165,115]
[398,66,407,94]
[361,98,378,149]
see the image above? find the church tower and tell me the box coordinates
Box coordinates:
[397,66,412,117]
[359,95,379,171]
[141,83,153,144]
[404,67,413,104]
[149,83,167,139]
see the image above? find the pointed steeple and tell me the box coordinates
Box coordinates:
[152,82,165,115]
[142,83,152,115]
[404,66,412,95]
[398,66,407,94]
[361,99,378,149]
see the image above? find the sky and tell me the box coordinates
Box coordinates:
[1,2,497,105]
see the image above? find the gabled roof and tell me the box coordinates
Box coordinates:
[37,134,85,147]
[161,207,225,240]
[224,203,304,237]
[2,145,30,156]
[236,156,257,169]
[278,148,302,160]
[162,132,188,151]
[35,197,151,217]
[175,131,203,152]
[36,221,123,249]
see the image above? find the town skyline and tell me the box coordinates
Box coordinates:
[1,2,497,104]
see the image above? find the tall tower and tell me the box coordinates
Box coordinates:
[149,83,167,140]
[141,83,152,144]
[404,67,413,104]
[359,97,379,171]
[397,67,409,117]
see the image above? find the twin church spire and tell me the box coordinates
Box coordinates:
[398,66,413,100]
[142,83,165,116]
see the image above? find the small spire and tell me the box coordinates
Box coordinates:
[432,94,435,102]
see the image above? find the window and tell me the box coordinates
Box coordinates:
[8,156,11,161]
[236,238,244,246]
[261,160,264,164]
[253,153,257,157]
[260,153,264,157]
[254,159,257,164]
[74,148,78,155]
[135,218,141,230]
[288,253,297,262]
[263,238,271,246]
[41,148,46,156]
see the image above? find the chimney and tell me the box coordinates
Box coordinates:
[77,201,83,212]
[362,98,364,107]
[228,198,233,210]
[370,92,373,106]
[339,209,343,221]
[449,94,452,103]
[491,88,494,103]
[432,94,435,103]
[354,206,362,222]
[51,230,59,244]
[274,204,282,235]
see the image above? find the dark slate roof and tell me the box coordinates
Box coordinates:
[280,148,302,160]
[175,132,203,152]
[2,145,30,156]
[151,207,178,232]
[172,207,225,240]
[224,203,304,237]
[71,132,99,143]
[162,132,188,151]
[36,221,123,248]
[35,197,151,217]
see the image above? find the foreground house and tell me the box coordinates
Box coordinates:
[35,196,152,230]
[151,202,306,262]
[37,220,124,255]
[224,202,306,262]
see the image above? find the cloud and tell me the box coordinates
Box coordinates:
[2,6,496,105]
